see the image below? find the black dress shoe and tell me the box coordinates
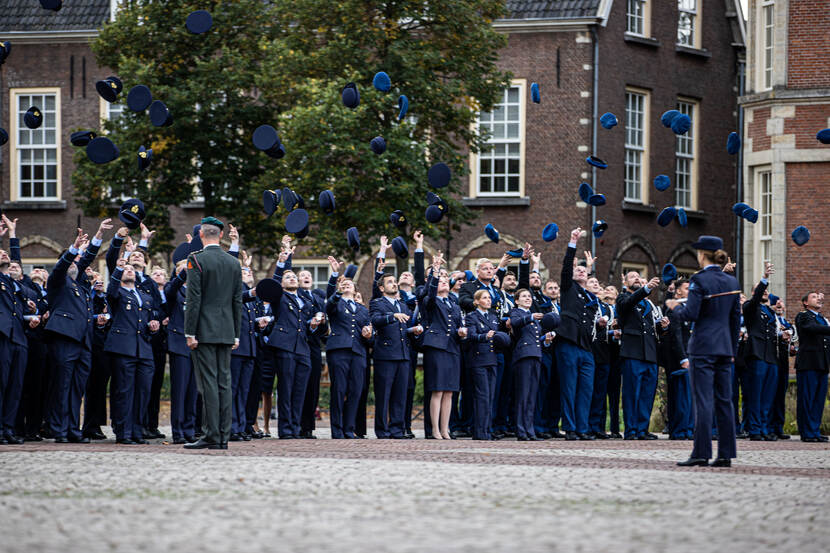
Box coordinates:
[577,433,595,441]
[54,437,69,443]
[251,431,264,439]
[749,434,765,441]
[404,431,416,439]
[242,433,253,441]
[775,433,791,440]
[390,434,408,439]
[0,437,8,445]
[677,457,709,467]
[528,435,543,441]
[763,433,778,442]
[565,431,578,441]
[25,434,43,442]
[801,437,819,443]
[819,436,829,442]
[736,431,749,439]
[173,438,187,444]
[517,436,531,441]
[453,429,472,438]
[299,432,317,439]
[229,434,242,442]
[549,430,565,439]
[218,443,228,450]
[279,435,297,440]
[132,439,149,445]
[503,431,516,438]
[639,433,658,440]
[83,428,107,440]
[492,431,506,440]
[184,439,219,449]
[593,432,610,440]
[5,435,24,444]
[68,436,90,444]
[116,438,136,445]
[425,434,436,440]
[610,432,623,439]
[144,428,165,439]
[710,458,732,467]
[624,435,638,440]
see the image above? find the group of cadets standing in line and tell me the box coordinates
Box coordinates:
[0,215,828,446]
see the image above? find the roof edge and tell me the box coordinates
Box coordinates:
[494,17,601,33]
[0,29,99,44]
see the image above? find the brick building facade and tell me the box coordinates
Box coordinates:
[738,0,830,309]
[1,0,746,295]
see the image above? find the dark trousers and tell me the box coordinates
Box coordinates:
[273,349,311,438]
[745,358,777,435]
[110,354,153,441]
[191,343,233,444]
[668,368,694,437]
[690,356,736,459]
[300,346,322,434]
[796,370,828,439]
[450,358,473,432]
[621,358,658,437]
[0,337,27,437]
[493,351,513,432]
[732,364,749,432]
[534,350,555,434]
[406,354,417,432]
[607,357,622,433]
[245,354,262,431]
[355,354,371,437]
[145,344,167,430]
[588,363,610,434]
[231,355,255,435]
[16,336,47,437]
[328,349,366,438]
[770,359,790,434]
[512,356,541,439]
[373,359,409,438]
[471,364,497,440]
[46,337,91,440]
[169,352,198,440]
[556,341,595,434]
[82,346,111,433]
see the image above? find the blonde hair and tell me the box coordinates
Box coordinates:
[474,289,489,302]
[475,258,493,271]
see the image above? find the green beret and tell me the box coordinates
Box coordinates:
[200,216,224,230]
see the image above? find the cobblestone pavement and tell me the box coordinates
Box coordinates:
[1,428,828,553]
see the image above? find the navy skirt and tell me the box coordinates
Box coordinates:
[424,348,461,392]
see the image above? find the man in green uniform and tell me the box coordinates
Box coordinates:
[184,217,242,450]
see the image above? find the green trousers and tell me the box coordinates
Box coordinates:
[191,343,233,444]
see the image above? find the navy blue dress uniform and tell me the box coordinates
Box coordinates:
[44,240,101,442]
[422,272,463,393]
[0,270,32,443]
[770,309,794,437]
[82,287,112,439]
[245,295,268,437]
[163,271,198,442]
[325,279,372,439]
[298,286,326,438]
[605,304,623,437]
[616,284,665,440]
[665,304,694,439]
[671,253,741,463]
[261,276,317,439]
[230,285,259,439]
[370,294,417,438]
[465,308,504,440]
[509,307,553,440]
[554,244,598,439]
[105,267,158,443]
[794,309,830,441]
[742,278,779,439]
[588,300,614,437]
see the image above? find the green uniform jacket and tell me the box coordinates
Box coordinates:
[184,244,242,344]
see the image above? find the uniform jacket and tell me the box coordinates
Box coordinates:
[421,272,463,355]
[44,244,101,348]
[557,246,599,351]
[163,273,190,357]
[326,292,372,355]
[591,301,614,365]
[672,265,741,358]
[233,286,259,358]
[459,278,503,315]
[617,286,666,364]
[509,307,551,361]
[742,280,778,364]
[465,309,505,368]
[370,295,415,362]
[104,268,157,359]
[0,272,30,347]
[794,310,830,372]
[184,244,243,344]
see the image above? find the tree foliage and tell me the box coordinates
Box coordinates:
[73,0,511,260]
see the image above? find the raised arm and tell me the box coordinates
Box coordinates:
[413,230,425,287]
[560,229,581,293]
[107,226,128,275]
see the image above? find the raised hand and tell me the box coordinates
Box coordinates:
[72,228,87,249]
[376,257,386,272]
[185,233,193,244]
[327,256,341,274]
[522,242,532,260]
[116,226,129,239]
[140,222,155,242]
[2,214,18,238]
[95,218,113,240]
[228,224,239,243]
[763,262,774,279]
[723,256,736,274]
[124,236,136,254]
[281,235,292,251]
[584,250,597,272]
[379,235,389,254]
[570,228,582,244]
[647,277,660,290]
[413,230,424,249]
[530,251,541,266]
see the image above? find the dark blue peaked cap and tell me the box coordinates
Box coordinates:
[727,132,741,155]
[127,85,152,112]
[657,206,677,227]
[791,225,810,246]
[86,136,120,164]
[186,10,213,34]
[484,223,499,243]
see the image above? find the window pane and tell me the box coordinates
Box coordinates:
[508,176,519,192]
[46,165,57,180]
[507,88,519,103]
[44,95,55,110]
[494,158,505,175]
[46,182,57,197]
[476,86,522,196]
[508,159,519,174]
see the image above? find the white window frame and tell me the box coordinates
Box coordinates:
[469,79,526,198]
[757,169,773,274]
[9,88,62,202]
[624,88,649,204]
[761,0,774,91]
[20,257,58,275]
[677,0,701,49]
[621,262,649,280]
[99,96,125,126]
[675,98,698,210]
[626,0,650,37]
[291,260,332,291]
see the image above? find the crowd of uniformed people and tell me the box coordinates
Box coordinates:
[1,214,828,448]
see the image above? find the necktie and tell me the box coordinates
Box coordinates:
[817,313,828,326]
[347,300,355,313]
[394,300,401,313]
[443,297,452,310]
[131,289,141,307]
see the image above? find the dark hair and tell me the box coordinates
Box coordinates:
[675,277,688,288]
[515,288,532,301]
[802,292,816,306]
[504,270,517,278]
[378,274,396,288]
[700,249,729,266]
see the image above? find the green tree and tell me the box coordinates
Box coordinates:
[73,0,510,261]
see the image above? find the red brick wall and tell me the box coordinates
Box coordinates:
[787,1,830,89]
[749,106,771,152]
[785,104,830,149]
[785,162,830,308]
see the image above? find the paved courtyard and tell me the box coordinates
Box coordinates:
[1,428,828,553]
